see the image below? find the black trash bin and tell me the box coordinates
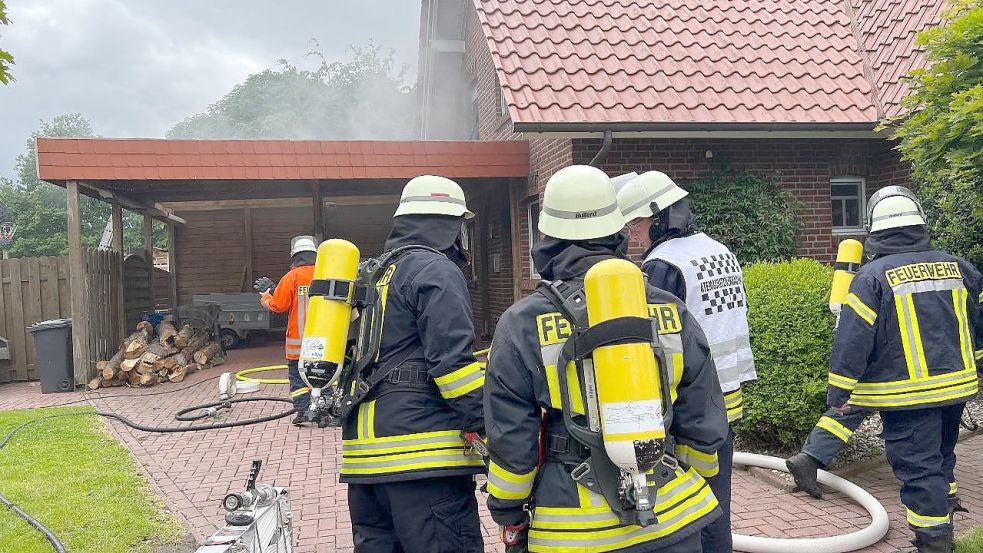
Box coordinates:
[27,318,74,393]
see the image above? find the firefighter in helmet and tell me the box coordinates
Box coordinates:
[616,171,757,553]
[256,235,317,425]
[484,165,728,553]
[815,186,981,552]
[341,175,486,553]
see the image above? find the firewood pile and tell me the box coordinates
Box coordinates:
[88,317,224,390]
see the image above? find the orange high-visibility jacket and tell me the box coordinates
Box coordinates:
[260,264,315,360]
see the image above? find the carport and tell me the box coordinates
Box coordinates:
[36,138,529,381]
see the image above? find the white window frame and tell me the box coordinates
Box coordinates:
[526,199,540,279]
[831,176,866,235]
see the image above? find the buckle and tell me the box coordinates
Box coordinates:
[356,380,370,396]
[547,434,569,454]
[570,461,591,482]
[661,454,678,472]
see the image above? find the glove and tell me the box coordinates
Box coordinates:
[463,431,489,457]
[501,520,529,553]
[254,277,275,293]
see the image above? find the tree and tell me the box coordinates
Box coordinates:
[0,0,13,85]
[887,0,983,267]
[167,43,416,140]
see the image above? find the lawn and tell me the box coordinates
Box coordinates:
[957,523,983,553]
[0,406,185,552]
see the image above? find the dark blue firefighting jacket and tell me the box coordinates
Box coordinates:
[339,216,485,484]
[828,233,983,411]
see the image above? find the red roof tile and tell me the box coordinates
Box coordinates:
[472,0,917,128]
[35,138,529,183]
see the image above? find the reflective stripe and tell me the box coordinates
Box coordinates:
[850,379,978,408]
[896,293,928,379]
[529,470,717,552]
[845,293,877,326]
[290,387,310,398]
[285,338,303,345]
[401,194,467,207]
[356,401,376,440]
[950,481,958,496]
[872,210,921,223]
[340,450,484,475]
[343,431,465,456]
[709,335,751,359]
[724,388,744,423]
[620,182,676,217]
[817,416,853,443]
[893,278,963,295]
[434,362,484,399]
[852,368,977,394]
[542,201,619,220]
[828,372,858,390]
[675,444,718,477]
[716,357,755,392]
[296,294,308,339]
[953,288,975,371]
[488,461,538,501]
[906,508,950,528]
[976,349,983,362]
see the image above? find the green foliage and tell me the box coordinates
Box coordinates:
[740,259,835,450]
[0,0,13,85]
[0,407,184,552]
[885,0,983,268]
[685,171,802,263]
[2,113,166,258]
[167,43,416,140]
[956,523,983,553]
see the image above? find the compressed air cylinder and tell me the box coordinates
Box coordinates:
[300,239,360,369]
[585,258,665,474]
[829,239,863,315]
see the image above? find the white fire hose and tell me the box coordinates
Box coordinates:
[732,452,890,553]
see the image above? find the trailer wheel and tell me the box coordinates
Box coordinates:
[220,329,240,350]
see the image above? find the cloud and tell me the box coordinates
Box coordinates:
[0,0,421,178]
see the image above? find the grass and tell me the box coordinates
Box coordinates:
[0,406,185,552]
[957,523,983,553]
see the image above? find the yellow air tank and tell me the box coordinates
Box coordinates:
[585,258,665,475]
[829,239,863,315]
[300,239,360,378]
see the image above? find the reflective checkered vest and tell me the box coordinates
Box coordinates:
[646,233,756,393]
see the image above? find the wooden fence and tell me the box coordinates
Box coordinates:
[0,250,124,384]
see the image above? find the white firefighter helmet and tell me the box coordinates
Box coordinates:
[866,185,926,232]
[616,171,688,223]
[290,235,317,256]
[539,165,626,241]
[394,175,474,219]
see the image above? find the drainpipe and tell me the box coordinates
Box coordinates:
[589,130,613,168]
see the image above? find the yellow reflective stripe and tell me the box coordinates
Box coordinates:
[340,450,485,475]
[845,293,877,325]
[566,362,585,415]
[896,294,919,380]
[907,294,929,378]
[434,362,485,399]
[726,406,744,423]
[356,401,375,440]
[828,372,858,390]
[675,444,718,478]
[817,416,853,443]
[343,429,463,445]
[724,388,744,423]
[849,380,978,408]
[950,482,958,495]
[953,288,975,371]
[290,387,310,398]
[488,461,538,501]
[545,364,561,409]
[976,350,983,362]
[906,508,950,528]
[723,388,743,408]
[852,368,977,394]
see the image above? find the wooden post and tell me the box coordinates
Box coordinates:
[312,181,324,242]
[508,177,524,302]
[167,223,178,308]
[143,213,154,310]
[67,181,91,385]
[243,207,253,291]
[111,200,125,343]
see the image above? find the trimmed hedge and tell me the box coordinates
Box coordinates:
[740,259,835,450]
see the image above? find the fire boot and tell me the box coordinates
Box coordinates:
[786,452,823,499]
[949,495,969,518]
[906,530,953,553]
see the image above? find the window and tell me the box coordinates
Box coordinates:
[526,199,540,279]
[831,177,865,232]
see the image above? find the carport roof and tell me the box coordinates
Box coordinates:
[36,138,530,182]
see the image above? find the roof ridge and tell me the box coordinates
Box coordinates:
[840,0,886,119]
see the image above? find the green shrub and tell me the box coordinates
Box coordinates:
[686,171,802,263]
[740,259,834,450]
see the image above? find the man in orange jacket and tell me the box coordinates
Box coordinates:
[256,235,318,426]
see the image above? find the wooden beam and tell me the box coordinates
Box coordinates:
[66,181,90,386]
[158,195,401,212]
[312,182,324,242]
[243,207,253,291]
[167,223,178,308]
[78,181,185,224]
[143,214,155,310]
[508,178,524,302]
[110,200,125,343]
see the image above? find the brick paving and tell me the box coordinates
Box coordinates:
[2,344,982,552]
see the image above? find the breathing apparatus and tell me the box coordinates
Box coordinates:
[829,239,863,316]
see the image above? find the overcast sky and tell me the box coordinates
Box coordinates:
[0,1,421,179]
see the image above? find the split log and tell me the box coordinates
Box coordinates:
[209,355,225,368]
[157,320,178,345]
[126,371,142,387]
[161,357,177,370]
[168,367,187,383]
[87,377,102,390]
[193,342,222,365]
[138,372,154,386]
[120,358,140,372]
[136,320,153,336]
[172,353,188,367]
[174,324,195,348]
[181,331,209,360]
[101,364,118,381]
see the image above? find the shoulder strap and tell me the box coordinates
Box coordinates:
[335,346,422,420]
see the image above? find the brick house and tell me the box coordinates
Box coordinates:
[417,0,945,329]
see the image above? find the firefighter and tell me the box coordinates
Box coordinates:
[821,186,983,553]
[256,235,317,426]
[786,409,869,499]
[341,175,485,553]
[484,165,728,553]
[616,171,757,553]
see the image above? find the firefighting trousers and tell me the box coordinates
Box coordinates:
[349,476,483,553]
[701,426,734,553]
[285,359,310,412]
[880,403,964,538]
[802,408,868,467]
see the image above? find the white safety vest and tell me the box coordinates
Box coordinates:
[646,233,757,393]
